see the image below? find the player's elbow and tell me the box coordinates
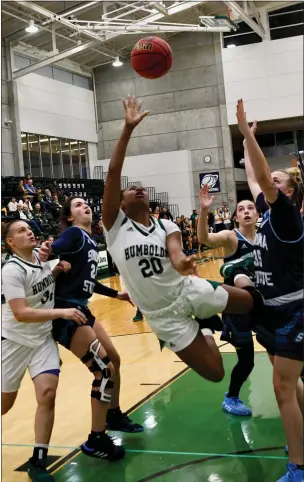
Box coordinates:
[14,311,26,322]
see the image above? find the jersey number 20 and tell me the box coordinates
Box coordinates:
[139,257,164,278]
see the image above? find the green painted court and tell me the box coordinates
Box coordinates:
[52,353,287,481]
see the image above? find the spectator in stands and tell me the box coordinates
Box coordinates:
[153,206,160,219]
[182,217,192,253]
[149,207,153,215]
[190,209,198,229]
[7,197,18,214]
[214,207,224,232]
[33,203,43,220]
[175,216,183,230]
[25,178,36,194]
[191,235,200,254]
[15,205,41,235]
[44,189,53,206]
[92,220,106,249]
[47,235,54,244]
[16,180,26,196]
[52,194,62,208]
[159,206,173,221]
[208,209,214,232]
[223,206,232,230]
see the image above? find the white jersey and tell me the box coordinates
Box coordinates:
[2,250,55,348]
[105,210,184,311]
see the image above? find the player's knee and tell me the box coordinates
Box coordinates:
[37,386,57,409]
[273,375,293,404]
[204,365,225,383]
[110,352,120,372]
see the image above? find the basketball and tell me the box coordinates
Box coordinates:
[131,36,172,79]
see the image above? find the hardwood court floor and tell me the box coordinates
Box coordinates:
[2,255,282,482]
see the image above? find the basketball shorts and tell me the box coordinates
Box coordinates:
[2,335,60,393]
[141,276,228,353]
[222,313,253,348]
[255,310,304,361]
[53,299,96,350]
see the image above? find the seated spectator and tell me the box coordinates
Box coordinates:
[19,195,33,212]
[153,206,160,219]
[159,206,173,221]
[24,178,36,194]
[47,235,55,244]
[16,179,26,196]
[7,197,18,214]
[44,189,53,206]
[149,207,153,215]
[92,220,106,249]
[15,205,41,235]
[191,235,200,253]
[208,209,214,233]
[33,203,44,220]
[52,194,62,208]
[175,216,183,230]
[182,217,192,253]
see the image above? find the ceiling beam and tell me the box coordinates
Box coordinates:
[249,1,265,32]
[13,40,99,79]
[14,1,116,58]
[224,1,266,38]
[3,7,116,67]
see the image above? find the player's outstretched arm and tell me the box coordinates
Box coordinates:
[197,184,235,249]
[237,99,277,204]
[243,120,261,202]
[102,95,149,231]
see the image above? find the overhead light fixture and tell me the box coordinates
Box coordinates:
[227,44,236,48]
[112,57,122,67]
[26,20,39,34]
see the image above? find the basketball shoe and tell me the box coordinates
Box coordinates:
[276,464,304,481]
[81,431,125,461]
[222,392,252,416]
[106,407,144,433]
[28,458,54,481]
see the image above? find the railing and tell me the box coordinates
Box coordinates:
[145,187,155,201]
[168,204,179,220]
[155,192,168,205]
[127,181,142,187]
[93,166,104,180]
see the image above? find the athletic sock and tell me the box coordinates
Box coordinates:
[32,444,49,466]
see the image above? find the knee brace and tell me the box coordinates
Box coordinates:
[81,339,114,403]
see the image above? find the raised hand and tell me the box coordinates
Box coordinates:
[243,120,258,147]
[199,184,215,211]
[236,99,251,137]
[123,95,149,128]
[39,241,51,262]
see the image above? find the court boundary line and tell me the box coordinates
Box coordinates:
[137,446,286,481]
[49,365,191,474]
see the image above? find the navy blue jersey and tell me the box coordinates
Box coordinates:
[254,190,303,321]
[224,229,254,266]
[52,226,99,300]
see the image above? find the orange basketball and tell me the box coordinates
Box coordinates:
[131,36,172,79]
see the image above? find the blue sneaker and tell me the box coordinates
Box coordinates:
[276,463,304,481]
[222,392,252,416]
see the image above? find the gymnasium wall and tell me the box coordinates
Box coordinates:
[16,73,98,143]
[94,32,236,210]
[222,35,303,125]
[90,150,194,216]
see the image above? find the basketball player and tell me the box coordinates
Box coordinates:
[2,220,86,482]
[197,184,258,416]
[223,100,303,482]
[102,95,264,383]
[39,197,144,463]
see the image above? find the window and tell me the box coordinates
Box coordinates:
[21,132,88,179]
[268,3,304,40]
[223,20,263,48]
[13,54,92,90]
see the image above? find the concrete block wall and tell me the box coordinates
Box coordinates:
[94,32,236,210]
[1,43,23,177]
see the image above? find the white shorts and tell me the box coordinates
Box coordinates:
[141,277,228,352]
[2,336,60,393]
